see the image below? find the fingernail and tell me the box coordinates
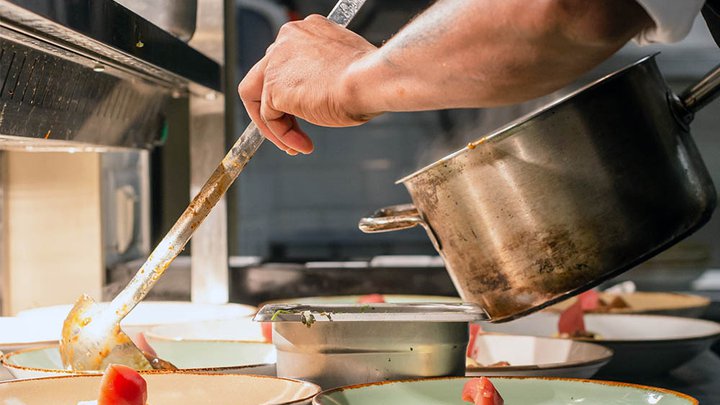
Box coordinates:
[286,149,298,156]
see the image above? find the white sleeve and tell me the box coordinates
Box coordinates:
[632,0,705,45]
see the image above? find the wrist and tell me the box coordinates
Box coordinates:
[338,50,388,121]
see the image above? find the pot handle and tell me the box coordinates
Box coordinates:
[358,204,424,233]
[680,62,720,113]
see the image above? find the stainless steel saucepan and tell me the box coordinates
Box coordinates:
[360,55,719,322]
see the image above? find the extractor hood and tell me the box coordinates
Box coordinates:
[0,0,221,150]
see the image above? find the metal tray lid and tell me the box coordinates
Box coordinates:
[254,303,489,323]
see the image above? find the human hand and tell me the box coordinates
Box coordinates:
[238,15,379,155]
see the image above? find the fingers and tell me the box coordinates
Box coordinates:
[238,58,304,155]
[260,95,314,154]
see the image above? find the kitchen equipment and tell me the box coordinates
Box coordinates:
[466,334,612,378]
[312,376,698,405]
[0,373,320,405]
[59,0,368,371]
[480,312,720,376]
[114,0,198,42]
[360,55,720,322]
[255,303,487,389]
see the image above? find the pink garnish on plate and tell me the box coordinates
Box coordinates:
[578,289,601,311]
[558,298,586,336]
[462,377,504,405]
[357,294,386,303]
[132,333,157,357]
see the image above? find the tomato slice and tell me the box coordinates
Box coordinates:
[462,377,504,405]
[578,290,600,312]
[558,298,586,336]
[261,322,273,343]
[357,294,385,303]
[466,323,484,358]
[98,364,148,405]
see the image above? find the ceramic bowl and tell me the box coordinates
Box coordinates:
[546,292,710,317]
[0,372,319,405]
[0,317,62,382]
[312,376,697,404]
[16,301,257,337]
[480,313,720,376]
[1,340,276,379]
[0,317,60,353]
[466,334,612,378]
[146,317,266,343]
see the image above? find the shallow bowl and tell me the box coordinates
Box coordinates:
[17,301,257,336]
[0,372,319,405]
[480,313,720,376]
[1,340,276,379]
[466,334,612,378]
[312,376,697,404]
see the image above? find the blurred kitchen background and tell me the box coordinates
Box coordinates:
[1,0,720,315]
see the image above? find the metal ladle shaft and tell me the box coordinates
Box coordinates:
[107,0,367,326]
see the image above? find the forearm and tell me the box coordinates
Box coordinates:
[344,0,652,113]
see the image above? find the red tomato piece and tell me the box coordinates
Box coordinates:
[462,377,504,405]
[357,294,385,303]
[466,323,484,358]
[98,364,148,405]
[578,290,600,311]
[261,322,273,343]
[558,298,586,336]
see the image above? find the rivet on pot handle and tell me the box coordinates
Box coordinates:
[358,204,424,233]
[674,61,720,125]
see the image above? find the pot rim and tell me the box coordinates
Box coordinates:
[396,53,659,185]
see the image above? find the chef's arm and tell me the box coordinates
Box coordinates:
[238,0,652,154]
[347,0,652,112]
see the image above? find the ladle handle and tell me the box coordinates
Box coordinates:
[109,122,265,321]
[359,204,424,233]
[680,62,720,113]
[107,0,368,323]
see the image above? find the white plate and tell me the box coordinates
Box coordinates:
[480,313,720,376]
[466,334,612,378]
[0,372,319,405]
[0,317,59,353]
[146,317,266,343]
[17,301,257,336]
[2,340,276,379]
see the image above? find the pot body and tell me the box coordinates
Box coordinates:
[364,57,717,322]
[273,321,467,389]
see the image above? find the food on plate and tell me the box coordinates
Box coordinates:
[261,322,273,343]
[77,364,148,405]
[131,333,177,371]
[577,290,630,312]
[466,358,511,368]
[357,294,386,303]
[557,299,597,339]
[462,377,504,405]
[466,323,483,357]
[557,297,599,339]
